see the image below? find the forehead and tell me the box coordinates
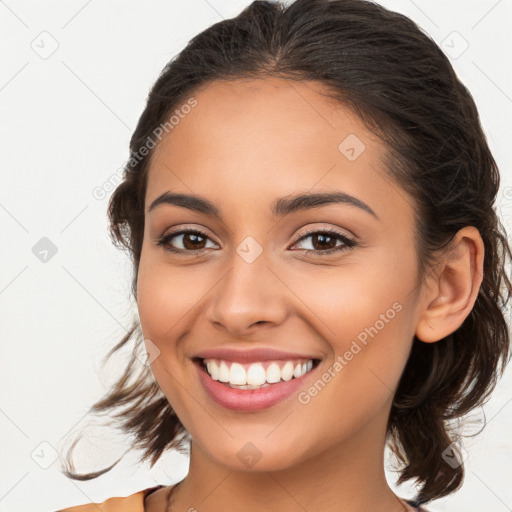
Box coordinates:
[145,77,412,224]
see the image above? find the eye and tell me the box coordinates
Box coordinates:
[290,228,358,255]
[156,227,358,256]
[156,228,218,254]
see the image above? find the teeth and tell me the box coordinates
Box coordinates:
[281,361,294,381]
[266,362,281,384]
[203,358,316,386]
[229,363,246,385]
[247,363,267,385]
[227,382,272,390]
[206,360,218,380]
[218,361,230,382]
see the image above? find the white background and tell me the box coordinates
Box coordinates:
[1,1,511,511]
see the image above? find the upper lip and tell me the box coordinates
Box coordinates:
[193,347,321,363]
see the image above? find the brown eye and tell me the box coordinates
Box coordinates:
[156,227,358,257]
[292,229,357,255]
[157,229,217,253]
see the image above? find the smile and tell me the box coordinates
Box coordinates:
[203,358,315,389]
[194,357,321,411]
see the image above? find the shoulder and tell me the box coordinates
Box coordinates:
[55,485,164,512]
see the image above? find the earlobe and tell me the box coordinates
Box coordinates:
[415,226,485,343]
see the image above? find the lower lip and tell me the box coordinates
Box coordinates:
[194,359,319,412]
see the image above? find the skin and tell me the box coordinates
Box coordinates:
[137,77,484,512]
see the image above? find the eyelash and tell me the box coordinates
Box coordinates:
[156,227,358,256]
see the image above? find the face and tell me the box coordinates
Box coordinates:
[137,77,425,472]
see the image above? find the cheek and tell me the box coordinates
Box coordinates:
[136,255,207,340]
[287,253,414,345]
[285,252,417,395]
[288,271,414,453]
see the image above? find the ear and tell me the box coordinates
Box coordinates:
[415,226,485,343]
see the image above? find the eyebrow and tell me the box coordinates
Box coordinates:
[147,190,378,220]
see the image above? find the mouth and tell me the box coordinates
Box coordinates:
[195,357,321,388]
[193,356,322,411]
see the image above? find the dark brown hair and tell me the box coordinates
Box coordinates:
[60,0,512,504]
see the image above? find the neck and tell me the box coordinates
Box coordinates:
[172,404,405,512]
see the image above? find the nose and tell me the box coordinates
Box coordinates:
[206,248,288,336]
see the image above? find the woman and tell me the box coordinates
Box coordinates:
[57,0,512,510]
